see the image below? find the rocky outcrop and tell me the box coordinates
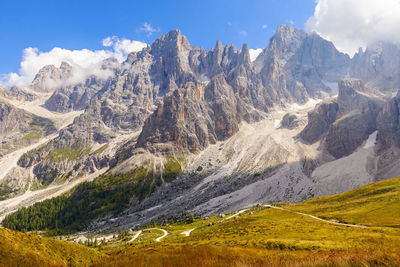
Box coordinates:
[376,94,400,150]
[0,101,29,135]
[300,79,383,158]
[30,62,72,93]
[299,99,339,143]
[280,113,300,129]
[257,25,350,104]
[0,100,55,157]
[351,42,400,92]
[136,76,264,153]
[0,86,38,102]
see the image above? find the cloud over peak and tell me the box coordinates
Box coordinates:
[306,0,400,56]
[0,37,147,88]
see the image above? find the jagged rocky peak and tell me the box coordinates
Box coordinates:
[30,61,73,92]
[239,43,251,66]
[151,29,192,56]
[267,24,307,59]
[351,42,400,92]
[100,57,120,71]
[0,86,38,102]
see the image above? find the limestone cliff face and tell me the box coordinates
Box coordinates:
[0,86,38,102]
[376,94,400,150]
[351,42,400,92]
[257,25,350,104]
[135,75,264,153]
[300,79,383,158]
[44,58,120,112]
[0,100,55,158]
[0,102,28,135]
[299,99,339,144]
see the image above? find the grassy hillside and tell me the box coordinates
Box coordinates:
[93,177,400,266]
[0,227,102,267]
[287,176,400,227]
[1,177,400,266]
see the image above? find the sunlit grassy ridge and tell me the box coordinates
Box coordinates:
[287,176,400,227]
[95,176,400,266]
[95,205,400,266]
[0,227,101,267]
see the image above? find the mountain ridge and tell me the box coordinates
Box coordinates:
[1,24,400,235]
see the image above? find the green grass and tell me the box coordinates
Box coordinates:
[96,177,400,266]
[0,227,102,267]
[2,177,400,266]
[46,143,92,162]
[93,143,109,154]
[21,131,42,142]
[29,115,56,135]
[286,176,400,227]
[163,156,182,182]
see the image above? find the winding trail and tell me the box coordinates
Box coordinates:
[128,230,142,242]
[222,209,248,221]
[145,228,168,242]
[264,205,367,228]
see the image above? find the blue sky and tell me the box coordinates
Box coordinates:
[0,0,316,76]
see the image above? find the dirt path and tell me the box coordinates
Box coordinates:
[144,228,168,242]
[128,230,142,242]
[222,209,248,221]
[265,205,367,228]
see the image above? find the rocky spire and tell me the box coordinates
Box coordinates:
[239,43,251,66]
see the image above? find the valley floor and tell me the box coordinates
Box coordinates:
[2,176,399,266]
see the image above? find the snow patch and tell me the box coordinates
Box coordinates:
[364,131,378,149]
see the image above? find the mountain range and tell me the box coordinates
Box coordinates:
[1,24,400,234]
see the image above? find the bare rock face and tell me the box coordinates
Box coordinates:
[0,101,28,135]
[0,86,38,102]
[136,76,264,153]
[0,100,55,157]
[351,42,400,92]
[257,25,350,104]
[280,113,300,129]
[299,99,339,143]
[44,58,120,112]
[300,78,383,158]
[137,83,216,153]
[376,94,400,150]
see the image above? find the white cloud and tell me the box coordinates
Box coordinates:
[262,25,268,29]
[239,30,247,37]
[0,37,147,88]
[306,0,400,56]
[249,48,263,62]
[102,36,148,62]
[102,37,114,47]
[289,20,295,25]
[138,22,160,36]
